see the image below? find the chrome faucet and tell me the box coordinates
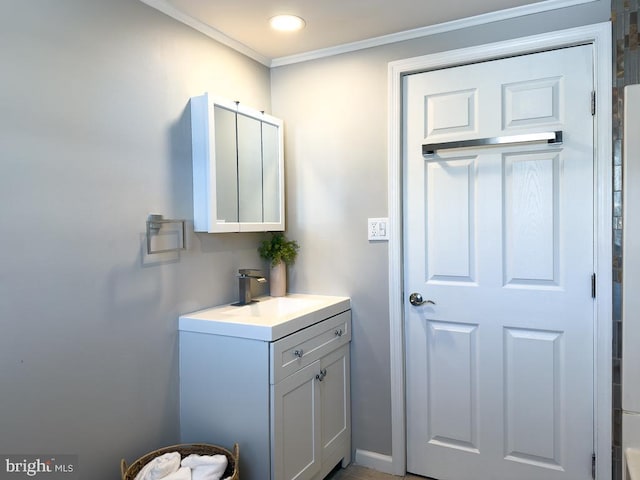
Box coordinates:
[233,269,267,306]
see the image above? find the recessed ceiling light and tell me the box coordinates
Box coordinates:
[269,14,306,32]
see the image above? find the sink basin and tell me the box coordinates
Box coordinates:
[179,294,350,341]
[225,297,324,317]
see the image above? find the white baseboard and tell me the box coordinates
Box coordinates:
[354,449,396,475]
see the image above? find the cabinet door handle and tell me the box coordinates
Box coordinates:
[315,368,327,381]
[335,328,343,337]
[293,349,304,358]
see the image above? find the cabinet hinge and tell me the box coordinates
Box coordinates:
[591,273,596,298]
[592,452,596,479]
[591,91,596,116]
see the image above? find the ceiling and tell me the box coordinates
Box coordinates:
[139,0,588,66]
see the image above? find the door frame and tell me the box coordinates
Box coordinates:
[386,22,612,478]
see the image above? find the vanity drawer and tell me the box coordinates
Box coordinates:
[270,310,351,384]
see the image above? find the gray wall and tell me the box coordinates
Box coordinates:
[271,0,611,458]
[0,1,270,478]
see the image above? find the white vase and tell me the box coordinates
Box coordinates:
[270,262,286,297]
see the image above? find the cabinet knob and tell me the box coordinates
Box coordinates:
[335,328,343,337]
[315,368,327,381]
[293,349,304,358]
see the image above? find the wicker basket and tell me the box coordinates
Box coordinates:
[120,443,239,480]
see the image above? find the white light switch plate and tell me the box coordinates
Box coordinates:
[368,217,389,241]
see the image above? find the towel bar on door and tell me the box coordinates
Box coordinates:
[422,130,563,156]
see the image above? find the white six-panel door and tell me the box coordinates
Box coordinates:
[404,45,595,480]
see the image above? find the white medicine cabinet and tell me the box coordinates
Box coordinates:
[190,93,284,233]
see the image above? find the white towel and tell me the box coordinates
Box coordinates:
[163,467,191,480]
[181,454,228,480]
[134,452,181,480]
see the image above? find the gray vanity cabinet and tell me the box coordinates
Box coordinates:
[179,309,351,480]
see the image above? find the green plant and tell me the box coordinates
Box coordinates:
[258,232,300,267]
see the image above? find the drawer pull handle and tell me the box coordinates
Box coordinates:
[293,349,304,358]
[315,368,327,381]
[335,328,343,337]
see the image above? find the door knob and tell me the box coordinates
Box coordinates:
[409,293,435,306]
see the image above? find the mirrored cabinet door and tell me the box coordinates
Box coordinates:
[213,104,239,224]
[237,111,263,223]
[262,122,281,224]
[190,93,285,233]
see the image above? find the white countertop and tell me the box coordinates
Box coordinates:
[179,293,351,341]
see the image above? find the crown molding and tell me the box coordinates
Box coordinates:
[270,0,598,66]
[138,0,598,68]
[138,0,271,66]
